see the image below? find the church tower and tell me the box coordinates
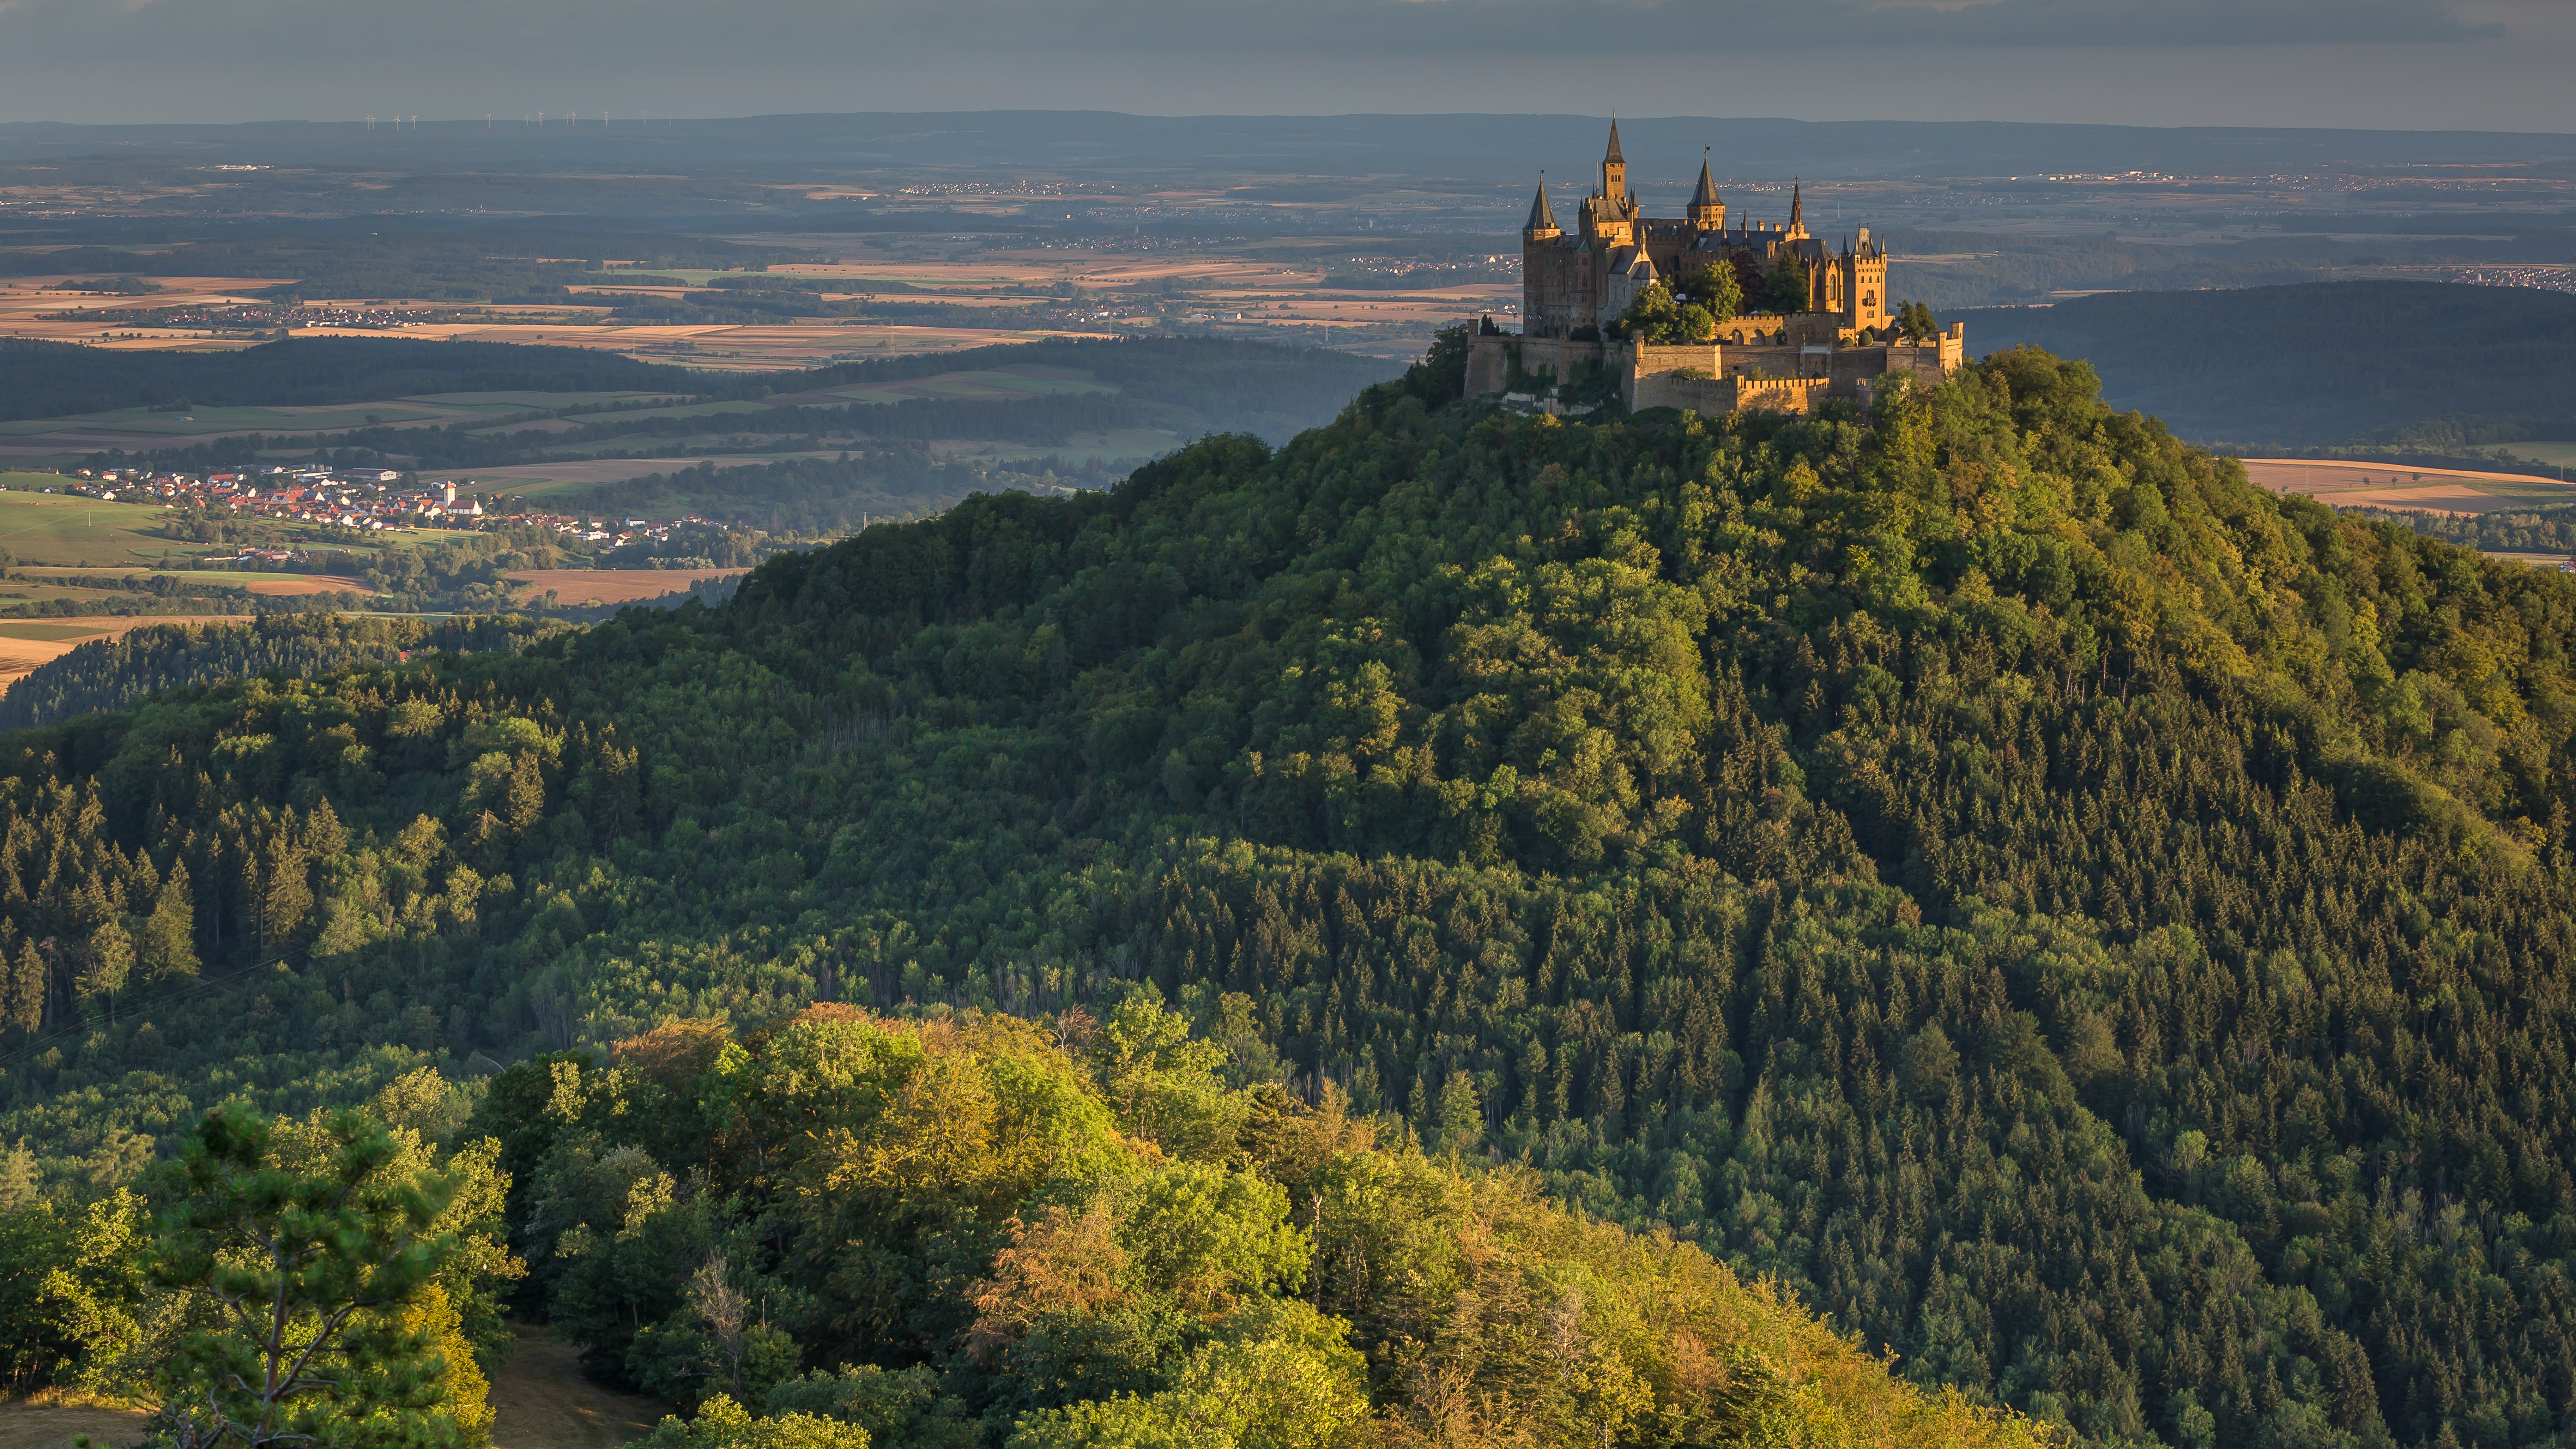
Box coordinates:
[1582,119,1636,249]
[1687,151,1724,232]
[1786,181,1807,240]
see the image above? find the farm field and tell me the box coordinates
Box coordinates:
[0,391,680,467]
[462,454,845,496]
[2505,441,2576,473]
[0,236,1499,385]
[2239,457,2576,513]
[27,566,373,595]
[506,567,745,606]
[0,482,203,566]
[769,361,1115,406]
[0,274,286,355]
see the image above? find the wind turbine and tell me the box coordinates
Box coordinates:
[366,116,375,130]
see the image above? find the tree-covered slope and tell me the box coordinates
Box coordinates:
[0,349,2572,1448]
[0,614,568,733]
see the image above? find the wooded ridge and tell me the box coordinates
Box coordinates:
[0,343,2569,1449]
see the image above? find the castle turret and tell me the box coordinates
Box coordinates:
[1524,175,1560,242]
[1687,150,1724,232]
[1786,181,1805,239]
[1601,117,1627,205]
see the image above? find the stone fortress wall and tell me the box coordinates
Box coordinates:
[1467,321,1964,418]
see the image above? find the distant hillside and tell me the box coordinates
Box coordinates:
[787,336,1405,444]
[1951,281,2576,448]
[0,336,703,421]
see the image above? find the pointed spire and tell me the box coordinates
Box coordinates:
[1692,150,1720,210]
[1524,174,1559,236]
[1789,180,1803,230]
[1605,114,1624,165]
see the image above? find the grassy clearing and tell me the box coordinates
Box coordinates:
[0,391,688,446]
[0,485,202,566]
[0,1401,150,1449]
[2507,441,2576,475]
[487,1333,668,1449]
[468,400,768,434]
[408,390,683,408]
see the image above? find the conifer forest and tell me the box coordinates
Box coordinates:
[1,332,2572,1449]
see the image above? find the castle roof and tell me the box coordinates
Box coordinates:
[1525,177,1558,234]
[1789,182,1803,230]
[1603,118,1623,165]
[1690,155,1720,210]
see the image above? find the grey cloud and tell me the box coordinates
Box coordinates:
[0,0,2506,67]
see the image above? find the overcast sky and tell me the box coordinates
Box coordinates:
[0,0,2567,134]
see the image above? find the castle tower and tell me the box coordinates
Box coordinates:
[1848,225,1887,330]
[1687,151,1724,232]
[1786,181,1806,240]
[1601,118,1627,206]
[1524,175,1560,242]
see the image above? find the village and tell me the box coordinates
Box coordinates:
[44,464,708,552]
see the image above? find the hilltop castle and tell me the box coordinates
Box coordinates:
[1467,120,1963,417]
[1522,118,1889,338]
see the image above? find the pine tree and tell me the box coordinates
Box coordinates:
[147,1107,466,1449]
[4,941,43,1034]
[142,863,199,984]
[262,843,313,951]
[303,798,346,859]
[506,753,546,837]
[75,920,134,1024]
[0,1139,36,1212]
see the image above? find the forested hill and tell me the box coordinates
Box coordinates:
[2,346,2574,1449]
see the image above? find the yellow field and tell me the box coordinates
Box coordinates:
[507,568,744,605]
[0,239,1496,375]
[2242,458,2576,514]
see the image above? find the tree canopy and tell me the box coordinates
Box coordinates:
[0,349,2570,1448]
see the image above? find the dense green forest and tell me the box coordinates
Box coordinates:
[0,343,2571,1448]
[0,615,567,732]
[2347,504,2576,559]
[0,1015,2037,1449]
[1953,281,2576,448]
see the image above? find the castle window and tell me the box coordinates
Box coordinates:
[1862,292,1876,307]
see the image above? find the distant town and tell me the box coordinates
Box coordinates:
[38,464,709,552]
